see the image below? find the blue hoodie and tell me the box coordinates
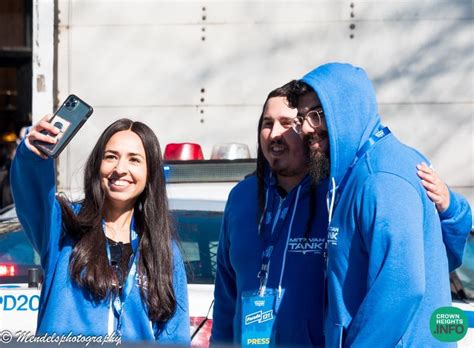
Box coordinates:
[212,174,328,347]
[301,63,472,347]
[10,141,190,344]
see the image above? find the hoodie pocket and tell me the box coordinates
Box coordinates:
[274,319,324,347]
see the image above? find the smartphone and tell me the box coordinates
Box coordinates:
[33,94,93,158]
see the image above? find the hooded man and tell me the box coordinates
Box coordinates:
[211,71,470,347]
[292,62,472,347]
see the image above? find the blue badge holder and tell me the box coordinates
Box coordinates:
[241,288,285,347]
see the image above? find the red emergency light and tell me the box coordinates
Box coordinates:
[164,143,204,160]
[0,264,16,276]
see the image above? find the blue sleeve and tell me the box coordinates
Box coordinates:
[10,140,62,267]
[156,242,191,344]
[439,189,472,271]
[346,173,425,347]
[210,191,237,345]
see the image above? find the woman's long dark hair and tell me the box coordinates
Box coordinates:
[59,118,176,324]
[256,81,316,237]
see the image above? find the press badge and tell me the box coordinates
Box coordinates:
[241,289,283,347]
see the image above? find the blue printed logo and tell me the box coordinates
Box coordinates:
[328,227,339,246]
[0,295,40,311]
[245,310,274,326]
[288,238,325,255]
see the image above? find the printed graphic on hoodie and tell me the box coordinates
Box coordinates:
[287,237,325,254]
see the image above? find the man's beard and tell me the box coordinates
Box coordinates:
[305,135,330,186]
[268,139,310,178]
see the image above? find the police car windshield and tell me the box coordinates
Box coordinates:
[456,232,474,300]
[0,228,40,283]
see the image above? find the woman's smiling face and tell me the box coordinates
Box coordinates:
[100,130,148,210]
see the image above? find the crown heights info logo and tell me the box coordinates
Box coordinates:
[430,307,468,342]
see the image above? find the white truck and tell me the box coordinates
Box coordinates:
[31,0,472,206]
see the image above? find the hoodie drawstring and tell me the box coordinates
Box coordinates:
[257,182,303,298]
[258,187,270,235]
[327,177,337,225]
[277,185,302,298]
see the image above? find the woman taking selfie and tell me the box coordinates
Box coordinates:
[11,117,190,343]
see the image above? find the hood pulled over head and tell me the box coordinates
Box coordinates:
[300,62,381,185]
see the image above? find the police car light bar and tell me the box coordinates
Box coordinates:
[164,159,256,183]
[164,142,252,161]
[0,264,16,276]
[164,143,204,161]
[162,142,255,183]
[210,143,251,160]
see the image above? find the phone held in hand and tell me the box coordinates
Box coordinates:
[33,94,93,158]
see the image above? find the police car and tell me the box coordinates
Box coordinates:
[164,143,255,346]
[450,232,474,347]
[0,143,473,347]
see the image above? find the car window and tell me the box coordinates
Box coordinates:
[0,228,41,283]
[0,209,224,285]
[172,210,223,285]
[0,230,37,265]
[456,232,474,300]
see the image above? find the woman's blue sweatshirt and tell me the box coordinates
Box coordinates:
[301,63,472,347]
[10,141,190,344]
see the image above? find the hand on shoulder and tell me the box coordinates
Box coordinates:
[417,162,450,213]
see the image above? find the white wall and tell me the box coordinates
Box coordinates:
[32,0,55,120]
[52,0,472,204]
